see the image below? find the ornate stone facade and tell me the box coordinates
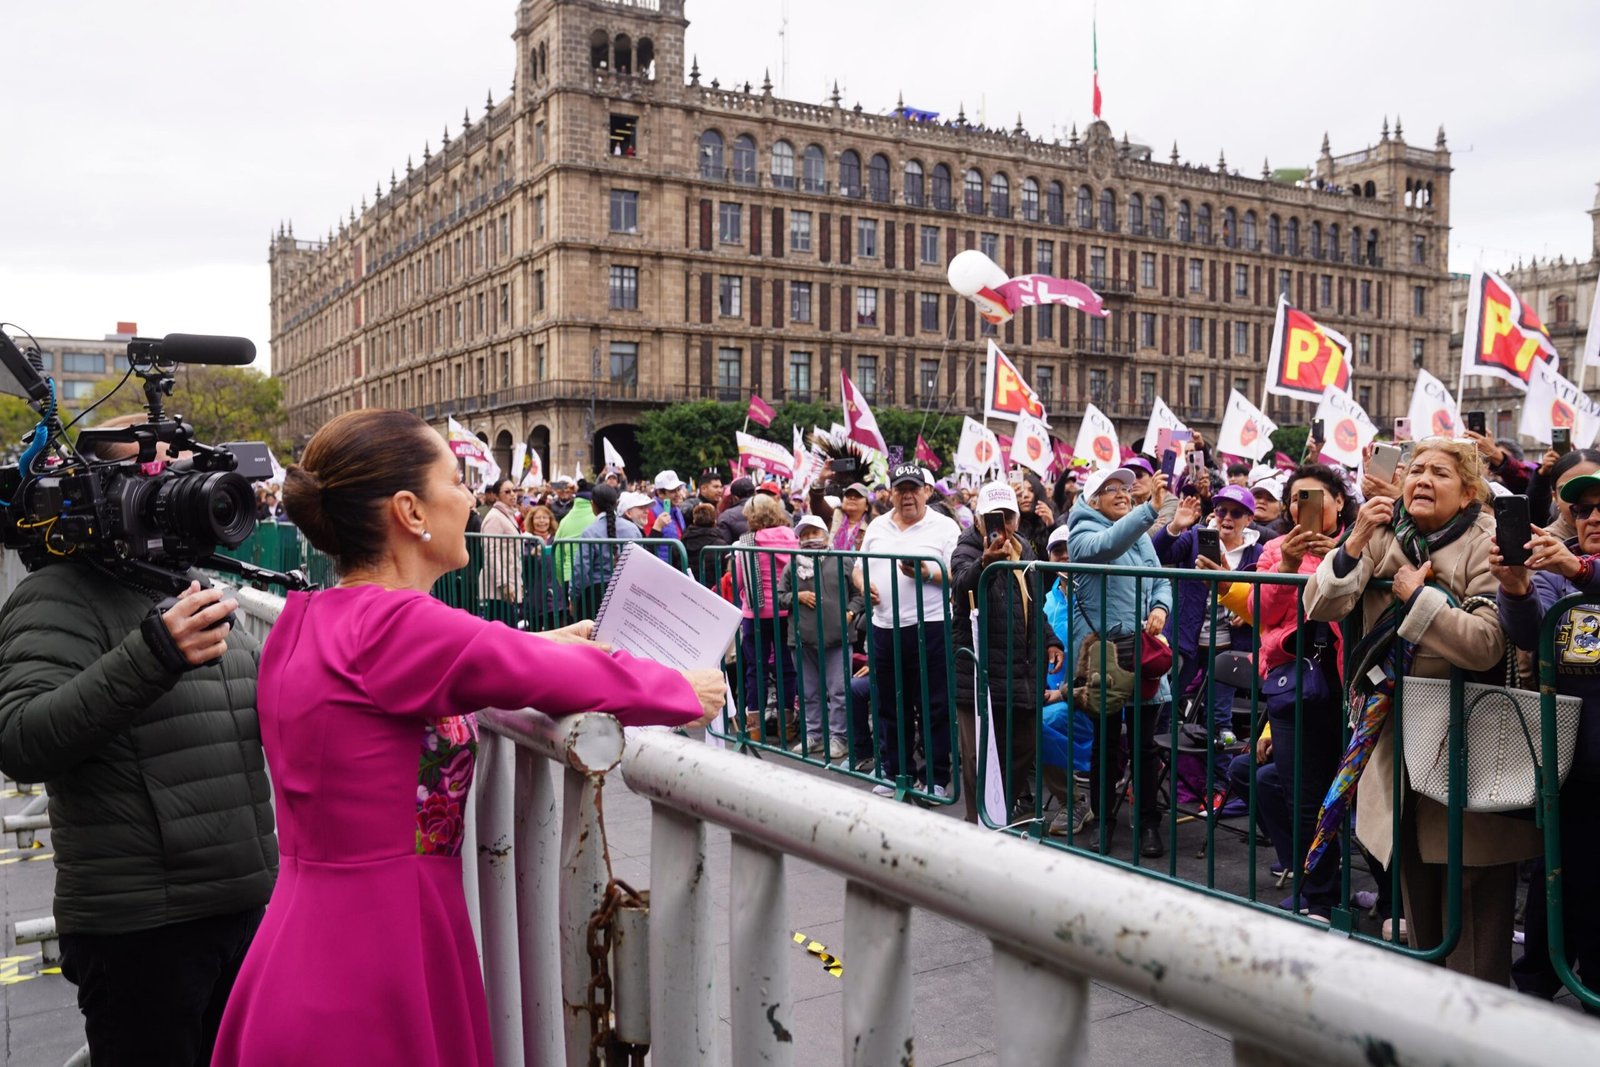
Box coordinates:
[1451,183,1600,445]
[271,0,1454,476]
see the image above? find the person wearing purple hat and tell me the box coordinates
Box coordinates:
[1152,481,1266,792]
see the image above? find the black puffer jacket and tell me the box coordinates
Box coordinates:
[950,525,1061,712]
[0,560,277,935]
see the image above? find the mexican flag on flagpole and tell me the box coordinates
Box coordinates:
[1092,17,1102,120]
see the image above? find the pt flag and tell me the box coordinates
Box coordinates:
[1217,390,1278,461]
[1264,296,1353,403]
[1407,368,1461,439]
[840,370,889,454]
[915,434,943,470]
[1010,413,1054,478]
[1141,396,1188,456]
[954,416,1001,475]
[747,394,776,428]
[1072,403,1119,471]
[984,339,1050,425]
[1460,269,1557,392]
[1521,359,1600,449]
[1313,386,1378,468]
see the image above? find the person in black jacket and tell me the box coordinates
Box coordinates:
[0,553,275,1063]
[680,502,730,585]
[951,481,1064,823]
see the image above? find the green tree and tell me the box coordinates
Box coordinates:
[1270,424,1309,464]
[0,395,42,462]
[637,400,745,480]
[76,365,292,458]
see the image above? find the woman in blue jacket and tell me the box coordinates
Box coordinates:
[1066,466,1173,858]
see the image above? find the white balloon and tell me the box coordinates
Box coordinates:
[946,249,1009,298]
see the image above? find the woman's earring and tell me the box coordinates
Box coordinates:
[420,530,432,543]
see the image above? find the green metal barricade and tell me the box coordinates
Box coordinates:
[700,542,960,807]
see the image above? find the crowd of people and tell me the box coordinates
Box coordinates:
[3,411,1597,1063]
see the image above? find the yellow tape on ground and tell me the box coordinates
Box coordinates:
[0,852,53,866]
[791,930,843,977]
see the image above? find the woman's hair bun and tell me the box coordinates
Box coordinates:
[282,464,336,554]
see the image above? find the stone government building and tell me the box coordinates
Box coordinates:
[271,0,1454,477]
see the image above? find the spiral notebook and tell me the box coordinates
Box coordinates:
[591,542,741,671]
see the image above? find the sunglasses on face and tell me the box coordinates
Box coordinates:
[1215,507,1252,522]
[1574,502,1600,523]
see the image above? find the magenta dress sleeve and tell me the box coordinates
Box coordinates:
[354,591,705,727]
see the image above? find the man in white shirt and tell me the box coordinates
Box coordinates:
[853,463,961,798]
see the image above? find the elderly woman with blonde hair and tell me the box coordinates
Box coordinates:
[1304,437,1527,984]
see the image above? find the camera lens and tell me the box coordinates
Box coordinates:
[152,471,256,550]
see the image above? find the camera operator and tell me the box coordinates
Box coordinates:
[0,414,276,1066]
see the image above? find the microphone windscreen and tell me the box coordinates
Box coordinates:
[155,334,257,366]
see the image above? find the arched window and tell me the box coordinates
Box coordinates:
[453,183,462,214]
[989,172,1010,217]
[771,141,796,189]
[1242,210,1258,248]
[613,34,633,74]
[474,168,484,199]
[1150,195,1166,237]
[1365,228,1379,265]
[802,145,826,192]
[496,150,507,185]
[931,164,953,210]
[1286,217,1300,256]
[1554,294,1573,324]
[1349,226,1362,263]
[1223,206,1237,247]
[637,38,655,79]
[731,135,757,185]
[539,42,547,80]
[1128,192,1144,232]
[1363,180,1376,198]
[590,29,610,70]
[839,150,862,197]
[903,160,925,207]
[1328,223,1340,261]
[528,47,539,85]
[1098,188,1117,231]
[1267,214,1281,253]
[1076,185,1093,227]
[1177,200,1192,241]
[1309,220,1322,258]
[1045,181,1064,224]
[699,130,724,179]
[1196,203,1212,243]
[964,168,984,213]
[868,153,891,203]
[1021,178,1040,222]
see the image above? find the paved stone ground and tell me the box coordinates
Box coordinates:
[0,786,81,1067]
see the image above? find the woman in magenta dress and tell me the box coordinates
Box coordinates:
[212,410,721,1066]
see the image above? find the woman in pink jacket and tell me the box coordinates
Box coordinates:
[733,493,800,737]
[1220,464,1353,918]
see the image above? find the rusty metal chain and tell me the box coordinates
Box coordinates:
[585,878,647,1067]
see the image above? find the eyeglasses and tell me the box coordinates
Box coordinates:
[1574,502,1600,523]
[1215,507,1253,522]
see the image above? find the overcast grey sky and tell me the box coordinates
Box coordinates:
[3,0,1597,367]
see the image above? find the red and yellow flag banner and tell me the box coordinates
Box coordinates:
[1461,269,1557,392]
[1264,296,1352,403]
[983,339,1050,425]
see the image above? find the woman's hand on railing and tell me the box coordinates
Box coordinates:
[1345,495,1393,558]
[1489,537,1533,598]
[680,668,729,725]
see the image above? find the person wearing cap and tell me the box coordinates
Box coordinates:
[1493,469,1600,1001]
[548,477,578,521]
[1123,455,1180,534]
[647,471,690,547]
[777,516,854,761]
[950,481,1063,822]
[1153,482,1266,787]
[1067,464,1173,858]
[808,480,871,552]
[1250,480,1292,539]
[853,463,962,799]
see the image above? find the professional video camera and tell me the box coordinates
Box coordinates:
[0,324,309,594]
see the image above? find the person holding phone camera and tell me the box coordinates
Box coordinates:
[1153,484,1265,783]
[1305,437,1526,984]
[1492,471,1600,1004]
[1529,448,1600,540]
[951,482,1064,822]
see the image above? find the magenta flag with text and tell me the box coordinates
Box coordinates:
[746,394,776,428]
[915,435,942,470]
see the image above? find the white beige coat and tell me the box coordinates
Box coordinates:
[1303,509,1538,868]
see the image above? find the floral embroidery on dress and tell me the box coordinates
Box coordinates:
[415,714,479,856]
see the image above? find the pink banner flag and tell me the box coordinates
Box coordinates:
[1051,440,1075,478]
[992,275,1108,319]
[915,434,942,470]
[746,394,776,428]
[840,371,888,454]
